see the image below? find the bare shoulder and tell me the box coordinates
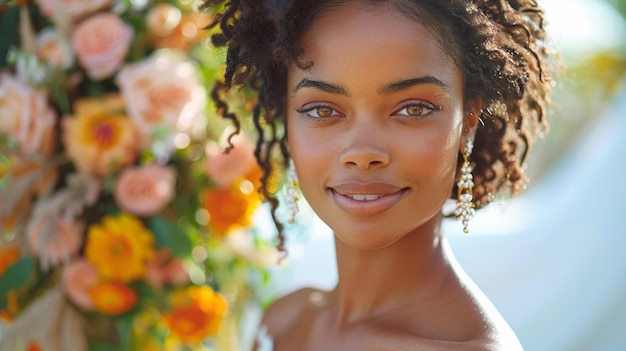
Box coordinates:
[259,287,325,339]
[480,319,524,351]
[456,289,524,351]
[366,320,523,351]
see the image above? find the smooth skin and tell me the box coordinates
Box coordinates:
[258,2,522,350]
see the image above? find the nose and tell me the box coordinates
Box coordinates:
[339,127,391,170]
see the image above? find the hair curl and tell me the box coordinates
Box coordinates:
[200,0,556,250]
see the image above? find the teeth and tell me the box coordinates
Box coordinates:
[349,194,381,201]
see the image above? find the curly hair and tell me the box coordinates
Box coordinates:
[200,0,555,250]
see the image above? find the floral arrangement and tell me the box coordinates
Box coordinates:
[0,1,278,350]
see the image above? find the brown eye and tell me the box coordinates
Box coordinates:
[393,101,439,118]
[315,106,333,118]
[296,104,341,119]
[406,105,424,116]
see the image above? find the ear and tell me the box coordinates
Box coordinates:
[460,98,482,153]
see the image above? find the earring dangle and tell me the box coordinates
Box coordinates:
[285,159,300,224]
[455,140,475,234]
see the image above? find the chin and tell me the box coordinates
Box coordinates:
[331,223,410,251]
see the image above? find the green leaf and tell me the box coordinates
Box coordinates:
[0,257,35,298]
[131,280,156,305]
[88,344,119,351]
[147,216,193,258]
[0,6,19,68]
[117,317,134,351]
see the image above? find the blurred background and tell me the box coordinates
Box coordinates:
[270,1,626,350]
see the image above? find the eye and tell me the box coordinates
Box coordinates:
[393,101,439,118]
[296,104,343,119]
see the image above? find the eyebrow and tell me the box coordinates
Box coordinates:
[293,78,350,96]
[292,76,449,96]
[378,76,449,95]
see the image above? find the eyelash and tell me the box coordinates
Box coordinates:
[295,104,343,120]
[295,101,440,120]
[392,101,440,118]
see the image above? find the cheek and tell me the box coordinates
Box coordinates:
[286,118,332,190]
[399,121,462,189]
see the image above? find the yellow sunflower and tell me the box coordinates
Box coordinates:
[85,213,155,282]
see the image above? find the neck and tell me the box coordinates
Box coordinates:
[329,213,450,325]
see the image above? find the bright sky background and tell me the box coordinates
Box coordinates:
[543,0,626,58]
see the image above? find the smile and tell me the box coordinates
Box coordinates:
[328,182,408,217]
[347,194,383,201]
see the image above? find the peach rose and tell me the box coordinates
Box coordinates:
[114,164,177,217]
[146,3,182,37]
[62,259,99,310]
[36,29,74,69]
[35,0,114,20]
[71,12,133,80]
[148,10,211,51]
[205,131,257,188]
[115,49,207,143]
[0,73,57,155]
[62,95,140,176]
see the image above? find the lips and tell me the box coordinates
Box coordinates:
[328,182,408,217]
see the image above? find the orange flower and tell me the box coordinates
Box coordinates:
[89,281,138,315]
[164,286,228,344]
[0,290,19,321]
[84,213,155,282]
[0,246,21,277]
[0,311,11,322]
[26,340,42,351]
[202,185,261,236]
[62,95,139,176]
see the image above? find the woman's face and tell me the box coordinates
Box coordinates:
[287,3,469,250]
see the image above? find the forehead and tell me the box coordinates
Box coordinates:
[290,2,461,92]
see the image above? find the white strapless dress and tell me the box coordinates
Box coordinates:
[256,326,274,351]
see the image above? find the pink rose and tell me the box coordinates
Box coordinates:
[71,12,133,80]
[36,29,74,69]
[146,249,189,289]
[205,131,257,188]
[62,259,99,310]
[115,49,207,143]
[114,164,177,217]
[35,0,114,20]
[0,73,56,155]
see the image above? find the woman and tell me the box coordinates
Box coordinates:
[203,0,555,349]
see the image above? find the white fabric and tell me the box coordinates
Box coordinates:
[255,325,274,351]
[277,89,626,351]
